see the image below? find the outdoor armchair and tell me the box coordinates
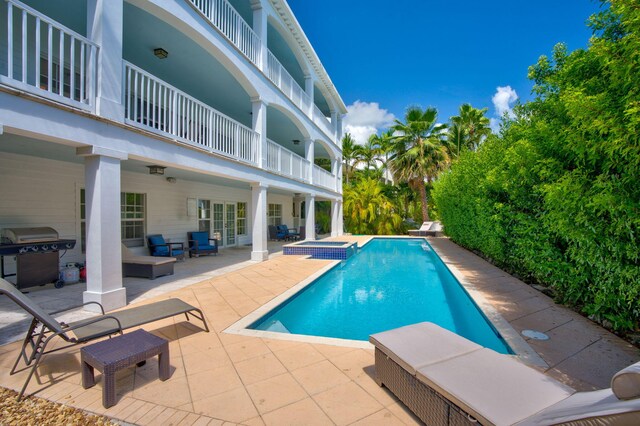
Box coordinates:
[188,231,218,257]
[0,278,208,401]
[147,234,186,260]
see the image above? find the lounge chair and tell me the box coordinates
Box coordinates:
[370,322,640,425]
[122,244,176,279]
[268,225,280,241]
[0,278,209,401]
[408,221,434,236]
[147,234,186,260]
[187,231,218,257]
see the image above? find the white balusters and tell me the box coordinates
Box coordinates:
[265,139,310,182]
[124,62,258,165]
[1,0,98,109]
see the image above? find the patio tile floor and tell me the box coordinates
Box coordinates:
[0,235,637,425]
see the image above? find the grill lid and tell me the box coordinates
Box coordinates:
[1,227,59,244]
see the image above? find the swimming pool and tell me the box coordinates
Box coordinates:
[250,238,512,354]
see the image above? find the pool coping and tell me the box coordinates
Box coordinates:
[225,236,548,368]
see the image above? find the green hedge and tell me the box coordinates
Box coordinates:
[433,0,640,332]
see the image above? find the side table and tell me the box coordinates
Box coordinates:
[81,329,170,408]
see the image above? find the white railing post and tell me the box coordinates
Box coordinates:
[7,2,13,80]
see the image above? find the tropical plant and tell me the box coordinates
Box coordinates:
[389,106,449,221]
[448,103,491,156]
[434,0,640,332]
[353,134,383,172]
[343,178,403,235]
[341,133,358,184]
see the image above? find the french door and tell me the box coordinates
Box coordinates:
[198,200,237,247]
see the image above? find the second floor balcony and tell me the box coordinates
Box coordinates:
[0,0,341,193]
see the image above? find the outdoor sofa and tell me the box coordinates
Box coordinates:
[121,243,176,279]
[0,278,209,401]
[370,322,640,425]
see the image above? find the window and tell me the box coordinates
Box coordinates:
[121,193,146,247]
[237,202,247,235]
[268,203,282,226]
[80,189,146,251]
[198,199,211,232]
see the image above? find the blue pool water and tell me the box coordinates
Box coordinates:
[250,238,512,354]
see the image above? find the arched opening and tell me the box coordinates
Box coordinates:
[267,17,308,89]
[123,2,258,127]
[266,104,309,156]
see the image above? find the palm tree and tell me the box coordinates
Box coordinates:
[341,133,358,184]
[389,106,449,221]
[377,129,395,184]
[449,103,491,156]
[353,134,383,172]
[343,178,402,234]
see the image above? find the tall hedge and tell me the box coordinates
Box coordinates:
[432,0,640,332]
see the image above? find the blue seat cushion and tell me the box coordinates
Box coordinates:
[148,235,169,255]
[196,244,216,251]
[191,232,209,247]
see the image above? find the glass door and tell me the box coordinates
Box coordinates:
[197,200,211,232]
[225,203,236,246]
[212,203,224,246]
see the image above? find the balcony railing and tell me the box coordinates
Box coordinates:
[124,61,258,165]
[187,0,336,144]
[265,139,310,182]
[266,50,312,116]
[1,0,97,110]
[313,164,336,190]
[312,104,334,140]
[188,0,260,67]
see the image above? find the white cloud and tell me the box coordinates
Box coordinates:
[490,86,518,132]
[343,101,395,144]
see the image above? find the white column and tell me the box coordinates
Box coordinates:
[331,199,339,237]
[337,160,343,192]
[336,114,343,141]
[252,98,267,169]
[305,75,314,116]
[331,157,340,192]
[252,2,268,71]
[338,201,344,236]
[87,0,124,121]
[330,110,338,142]
[305,138,314,184]
[77,146,128,312]
[305,194,316,240]
[251,183,269,261]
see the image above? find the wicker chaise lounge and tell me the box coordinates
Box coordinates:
[370,322,640,425]
[0,278,209,401]
[122,243,176,279]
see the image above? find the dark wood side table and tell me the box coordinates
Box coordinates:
[81,329,170,408]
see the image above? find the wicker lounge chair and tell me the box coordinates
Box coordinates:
[122,244,176,279]
[0,278,209,401]
[370,322,640,425]
[277,224,300,241]
[187,231,218,257]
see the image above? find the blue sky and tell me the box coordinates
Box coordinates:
[288,0,602,142]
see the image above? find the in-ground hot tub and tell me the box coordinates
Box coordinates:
[283,240,358,260]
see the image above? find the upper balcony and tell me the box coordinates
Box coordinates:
[187,0,340,142]
[0,0,341,193]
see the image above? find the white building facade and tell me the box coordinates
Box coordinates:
[0,0,346,311]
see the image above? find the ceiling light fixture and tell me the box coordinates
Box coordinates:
[292,139,300,145]
[153,48,168,59]
[147,165,166,175]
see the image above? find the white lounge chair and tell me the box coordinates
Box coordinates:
[370,322,640,425]
[408,221,434,236]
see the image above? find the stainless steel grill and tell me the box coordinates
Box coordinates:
[0,227,76,289]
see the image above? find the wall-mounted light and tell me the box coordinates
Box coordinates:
[166,177,177,184]
[147,165,166,175]
[292,139,300,145]
[153,48,168,59]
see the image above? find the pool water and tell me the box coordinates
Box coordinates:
[250,238,512,354]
